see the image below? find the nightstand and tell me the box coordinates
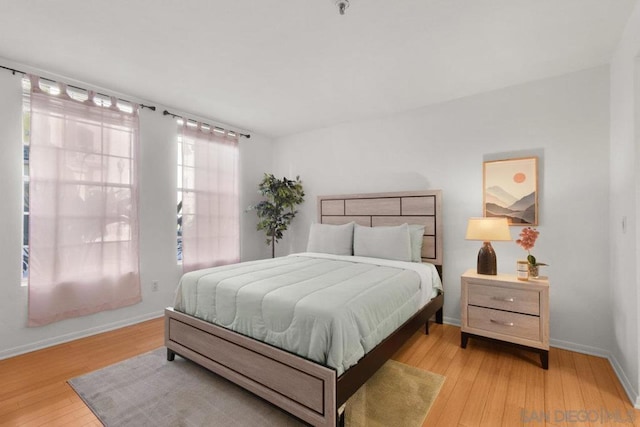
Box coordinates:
[460,269,549,369]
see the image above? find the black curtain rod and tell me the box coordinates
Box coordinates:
[163,109,251,139]
[0,65,157,111]
[0,65,250,138]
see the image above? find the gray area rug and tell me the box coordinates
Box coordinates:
[69,348,444,427]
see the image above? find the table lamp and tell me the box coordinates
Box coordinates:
[465,217,511,275]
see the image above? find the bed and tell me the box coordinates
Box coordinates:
[165,190,444,426]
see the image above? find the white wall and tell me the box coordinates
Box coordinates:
[240,134,275,261]
[0,62,272,359]
[610,0,640,408]
[272,66,612,357]
[0,38,636,406]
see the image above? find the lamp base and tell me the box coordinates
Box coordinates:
[477,241,497,275]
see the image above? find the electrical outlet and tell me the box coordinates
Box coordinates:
[152,280,159,292]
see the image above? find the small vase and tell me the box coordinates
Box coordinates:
[528,264,539,279]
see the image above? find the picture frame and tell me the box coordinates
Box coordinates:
[483,156,538,226]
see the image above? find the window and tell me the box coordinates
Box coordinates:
[178,122,239,272]
[22,79,30,281]
[26,75,141,326]
[176,134,184,262]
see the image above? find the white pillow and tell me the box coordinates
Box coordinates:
[353,223,412,262]
[306,222,354,255]
[409,224,425,262]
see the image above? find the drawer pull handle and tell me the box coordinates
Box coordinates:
[491,297,515,302]
[490,319,514,327]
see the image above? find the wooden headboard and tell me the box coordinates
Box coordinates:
[317,190,443,267]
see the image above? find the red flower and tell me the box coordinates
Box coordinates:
[516,227,539,251]
[516,227,546,266]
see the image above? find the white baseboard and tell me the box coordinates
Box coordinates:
[443,316,460,327]
[3,311,639,409]
[549,338,610,358]
[446,319,639,407]
[551,338,639,407]
[607,352,640,409]
[0,310,164,360]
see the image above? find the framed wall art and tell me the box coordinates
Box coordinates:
[483,156,538,225]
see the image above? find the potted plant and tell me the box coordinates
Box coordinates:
[516,227,547,278]
[249,174,305,258]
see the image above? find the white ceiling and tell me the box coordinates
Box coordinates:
[0,0,636,138]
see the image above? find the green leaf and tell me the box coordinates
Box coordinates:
[247,174,305,249]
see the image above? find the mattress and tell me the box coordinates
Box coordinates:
[173,252,442,375]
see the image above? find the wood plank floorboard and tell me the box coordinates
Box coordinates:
[521,355,545,427]
[424,337,485,426]
[0,318,164,426]
[0,319,637,426]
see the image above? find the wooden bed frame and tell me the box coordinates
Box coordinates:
[165,190,443,426]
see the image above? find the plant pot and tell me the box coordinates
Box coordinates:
[528,264,539,279]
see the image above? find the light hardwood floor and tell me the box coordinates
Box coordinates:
[0,318,164,426]
[0,318,637,426]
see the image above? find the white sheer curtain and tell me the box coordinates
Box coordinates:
[28,75,141,326]
[181,122,239,273]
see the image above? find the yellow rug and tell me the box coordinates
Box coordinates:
[346,359,445,427]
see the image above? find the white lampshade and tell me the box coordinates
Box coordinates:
[465,217,511,242]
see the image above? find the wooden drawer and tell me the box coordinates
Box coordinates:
[468,284,539,315]
[467,306,540,342]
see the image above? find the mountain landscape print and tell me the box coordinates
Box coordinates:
[483,157,538,225]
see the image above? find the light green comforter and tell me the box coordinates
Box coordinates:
[174,253,442,375]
